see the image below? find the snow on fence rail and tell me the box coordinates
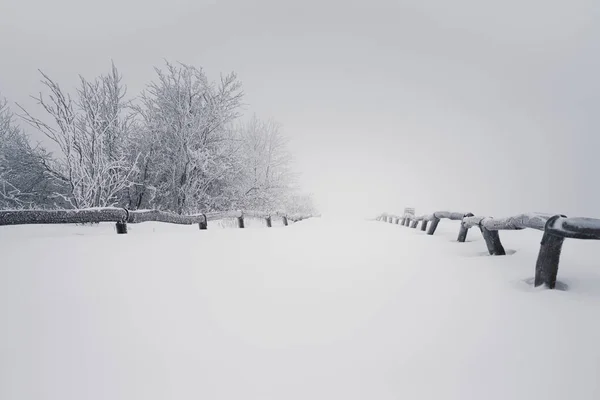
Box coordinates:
[377,210,600,289]
[0,208,313,234]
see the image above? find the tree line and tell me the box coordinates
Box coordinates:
[0,61,316,216]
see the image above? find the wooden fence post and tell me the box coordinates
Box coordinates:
[457,213,474,242]
[401,217,406,225]
[404,218,410,227]
[237,212,245,229]
[421,220,428,231]
[266,216,272,228]
[427,217,440,235]
[282,216,288,226]
[481,227,505,255]
[395,218,399,224]
[534,232,564,289]
[457,223,469,242]
[116,221,128,234]
[410,220,418,228]
[199,214,207,230]
[534,216,566,288]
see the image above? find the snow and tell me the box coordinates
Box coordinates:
[1,217,600,399]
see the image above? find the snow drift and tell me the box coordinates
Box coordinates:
[1,217,599,399]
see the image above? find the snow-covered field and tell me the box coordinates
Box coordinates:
[1,217,600,400]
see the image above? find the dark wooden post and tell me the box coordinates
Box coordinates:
[400,217,406,225]
[266,216,272,228]
[457,213,474,242]
[534,221,566,289]
[282,216,288,226]
[457,223,469,242]
[410,220,418,228]
[427,217,440,235]
[116,221,128,234]
[394,218,399,224]
[481,228,505,255]
[199,216,207,230]
[237,213,245,228]
[404,218,410,227]
[421,220,428,231]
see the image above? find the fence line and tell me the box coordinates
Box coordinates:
[0,208,313,234]
[377,210,600,289]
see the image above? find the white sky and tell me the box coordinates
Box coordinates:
[1,0,599,217]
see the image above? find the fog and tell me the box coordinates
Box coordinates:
[1,0,599,218]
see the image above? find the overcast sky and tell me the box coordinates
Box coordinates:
[1,0,599,217]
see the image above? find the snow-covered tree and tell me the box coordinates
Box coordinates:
[18,64,139,208]
[283,192,318,216]
[131,62,243,213]
[0,95,60,208]
[234,115,296,211]
[1,61,318,216]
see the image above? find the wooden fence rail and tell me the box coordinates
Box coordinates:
[0,208,313,234]
[461,213,552,256]
[377,210,600,289]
